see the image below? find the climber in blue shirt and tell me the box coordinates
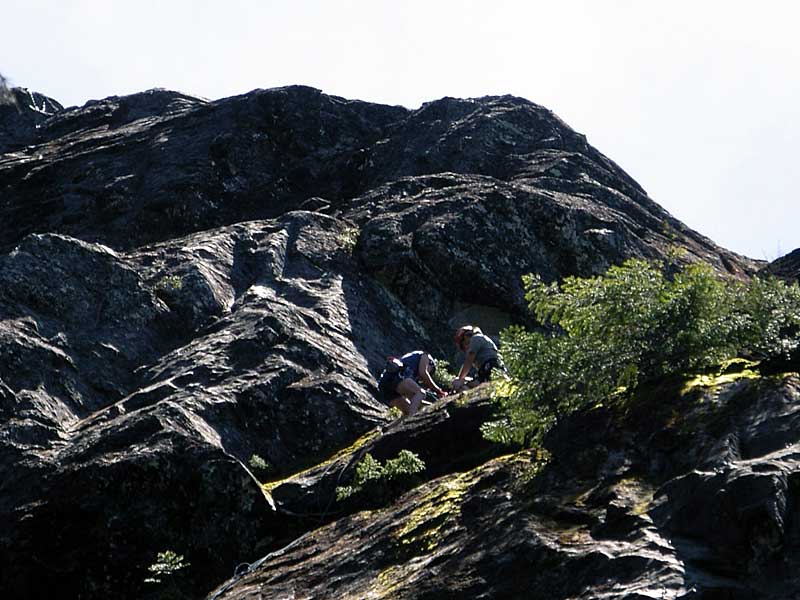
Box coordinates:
[378,350,445,416]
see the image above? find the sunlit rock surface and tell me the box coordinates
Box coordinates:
[211,374,800,600]
[0,84,786,599]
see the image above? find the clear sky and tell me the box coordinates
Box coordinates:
[3,0,798,261]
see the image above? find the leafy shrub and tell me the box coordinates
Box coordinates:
[336,450,426,503]
[144,550,191,598]
[337,226,360,254]
[156,275,183,293]
[487,258,800,446]
[248,454,271,476]
[384,449,427,480]
[431,358,456,391]
[737,275,800,358]
[145,550,190,584]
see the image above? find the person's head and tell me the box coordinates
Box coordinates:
[454,325,481,351]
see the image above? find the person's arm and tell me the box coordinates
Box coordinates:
[452,350,476,391]
[418,354,445,397]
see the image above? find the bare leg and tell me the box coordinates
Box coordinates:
[396,378,426,416]
[451,377,474,393]
[389,395,411,416]
[408,391,424,415]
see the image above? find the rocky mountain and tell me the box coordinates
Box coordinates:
[761,248,800,283]
[0,84,796,599]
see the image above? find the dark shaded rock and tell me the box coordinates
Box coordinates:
[0,234,171,438]
[0,86,405,253]
[0,83,787,600]
[212,374,800,600]
[0,212,442,598]
[0,87,63,154]
[2,422,270,600]
[761,248,800,283]
[0,86,756,284]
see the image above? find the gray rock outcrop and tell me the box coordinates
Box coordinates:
[210,372,800,600]
[0,84,782,599]
[762,248,800,282]
[0,87,63,154]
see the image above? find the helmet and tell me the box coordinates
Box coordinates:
[454,326,472,349]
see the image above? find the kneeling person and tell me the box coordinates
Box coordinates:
[379,351,445,417]
[452,326,504,392]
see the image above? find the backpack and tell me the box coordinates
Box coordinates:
[384,356,404,374]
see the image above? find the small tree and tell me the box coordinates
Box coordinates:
[336,450,426,503]
[144,550,191,599]
[430,358,456,392]
[484,258,800,446]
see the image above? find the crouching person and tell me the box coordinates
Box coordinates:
[452,326,504,393]
[378,351,445,417]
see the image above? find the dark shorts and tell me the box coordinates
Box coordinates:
[378,366,415,404]
[477,358,503,383]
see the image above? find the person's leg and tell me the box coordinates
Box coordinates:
[451,377,467,393]
[396,378,425,416]
[389,393,424,416]
[476,359,500,384]
[389,395,411,416]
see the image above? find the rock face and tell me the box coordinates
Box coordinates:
[0,215,398,598]
[0,84,778,599]
[211,372,800,600]
[0,87,63,154]
[762,248,800,283]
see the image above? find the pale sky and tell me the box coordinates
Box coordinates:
[3,0,798,261]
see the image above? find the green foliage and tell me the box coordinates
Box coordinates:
[430,358,455,391]
[353,452,384,486]
[384,449,427,480]
[492,258,800,445]
[388,406,404,419]
[335,450,426,503]
[248,454,271,476]
[737,275,800,358]
[480,417,521,446]
[337,226,360,254]
[156,275,183,293]
[144,550,190,584]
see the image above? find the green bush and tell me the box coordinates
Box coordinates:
[145,550,189,584]
[383,449,427,480]
[144,550,191,598]
[156,275,183,293]
[248,454,271,476]
[486,258,800,446]
[336,450,426,503]
[431,358,456,391]
[337,226,360,255]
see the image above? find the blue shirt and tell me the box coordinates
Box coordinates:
[400,351,436,380]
